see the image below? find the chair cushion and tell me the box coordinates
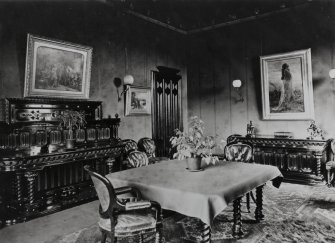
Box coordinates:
[98,212,156,236]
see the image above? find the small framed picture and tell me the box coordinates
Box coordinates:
[24,34,92,99]
[260,49,314,120]
[125,86,151,116]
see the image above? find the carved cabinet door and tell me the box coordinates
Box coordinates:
[151,67,182,157]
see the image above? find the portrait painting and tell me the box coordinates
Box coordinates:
[125,86,151,116]
[260,49,314,120]
[24,34,92,99]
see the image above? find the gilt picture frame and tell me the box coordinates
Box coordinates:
[125,86,151,116]
[260,49,314,120]
[24,34,92,99]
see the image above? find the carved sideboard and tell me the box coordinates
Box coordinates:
[0,98,124,227]
[227,135,332,185]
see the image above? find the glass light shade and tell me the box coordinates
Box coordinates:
[123,74,134,85]
[329,69,335,79]
[232,79,242,88]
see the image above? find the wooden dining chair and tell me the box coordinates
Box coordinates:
[84,165,162,243]
[224,141,254,212]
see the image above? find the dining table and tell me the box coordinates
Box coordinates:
[106,159,283,242]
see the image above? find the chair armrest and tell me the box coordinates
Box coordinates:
[149,200,163,225]
[115,186,142,199]
[125,200,151,210]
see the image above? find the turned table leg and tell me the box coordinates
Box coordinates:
[255,184,264,222]
[314,152,323,178]
[232,196,243,238]
[201,222,211,242]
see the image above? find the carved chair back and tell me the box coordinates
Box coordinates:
[84,165,116,218]
[224,142,253,162]
[138,137,156,158]
[121,139,138,155]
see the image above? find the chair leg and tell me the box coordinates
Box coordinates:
[246,193,250,213]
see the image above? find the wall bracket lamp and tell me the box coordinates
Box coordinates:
[329,69,335,79]
[116,74,134,102]
[232,79,244,102]
[329,69,335,91]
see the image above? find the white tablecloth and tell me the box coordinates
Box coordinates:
[106,159,282,227]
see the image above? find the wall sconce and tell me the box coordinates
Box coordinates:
[232,79,244,102]
[116,74,134,102]
[329,69,335,79]
[329,69,335,91]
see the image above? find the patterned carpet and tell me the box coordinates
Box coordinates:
[55,183,335,243]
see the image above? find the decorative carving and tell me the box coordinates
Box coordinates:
[201,222,211,243]
[0,97,123,227]
[24,171,39,212]
[106,158,115,174]
[227,135,330,185]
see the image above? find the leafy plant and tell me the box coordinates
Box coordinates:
[170,116,223,165]
[58,110,86,139]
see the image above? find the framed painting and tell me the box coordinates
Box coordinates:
[260,49,314,120]
[24,34,92,99]
[125,86,151,116]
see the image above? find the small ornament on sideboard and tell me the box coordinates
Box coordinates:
[307,120,324,140]
[246,121,255,138]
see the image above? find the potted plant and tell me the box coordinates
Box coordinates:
[170,116,222,171]
[58,110,86,149]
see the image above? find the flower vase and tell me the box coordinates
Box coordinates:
[186,157,202,171]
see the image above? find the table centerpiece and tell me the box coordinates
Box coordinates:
[170,116,222,171]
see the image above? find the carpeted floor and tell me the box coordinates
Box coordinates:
[54,183,335,243]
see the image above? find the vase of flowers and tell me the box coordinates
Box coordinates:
[58,110,86,149]
[170,116,222,170]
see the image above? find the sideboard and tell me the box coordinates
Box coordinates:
[227,135,332,185]
[0,98,123,227]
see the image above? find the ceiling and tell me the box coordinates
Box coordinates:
[104,0,314,34]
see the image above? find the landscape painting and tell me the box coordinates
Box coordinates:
[24,34,92,99]
[260,49,314,120]
[35,47,84,92]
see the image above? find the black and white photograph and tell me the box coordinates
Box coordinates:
[0,1,335,243]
